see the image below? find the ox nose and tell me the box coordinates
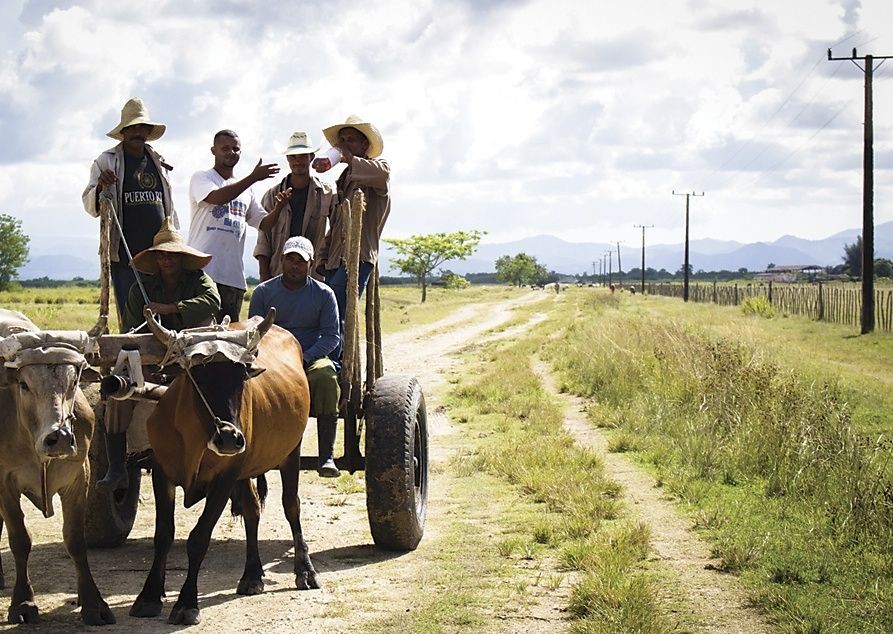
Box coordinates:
[43,427,77,457]
[208,422,246,456]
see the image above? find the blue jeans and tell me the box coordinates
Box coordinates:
[111,262,137,332]
[324,262,374,362]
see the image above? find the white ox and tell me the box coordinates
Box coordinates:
[0,308,114,625]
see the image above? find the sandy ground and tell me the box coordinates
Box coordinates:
[0,289,772,632]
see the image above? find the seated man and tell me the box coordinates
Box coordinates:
[248,236,341,477]
[98,218,220,490]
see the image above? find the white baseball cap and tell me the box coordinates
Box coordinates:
[282,236,314,261]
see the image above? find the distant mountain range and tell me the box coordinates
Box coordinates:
[17,221,893,281]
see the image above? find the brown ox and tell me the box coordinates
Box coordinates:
[0,309,114,625]
[129,309,317,625]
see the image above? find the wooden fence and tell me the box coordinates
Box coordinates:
[646,282,893,332]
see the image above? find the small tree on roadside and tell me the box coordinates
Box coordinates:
[0,214,29,290]
[495,253,548,287]
[386,230,484,302]
[843,236,863,277]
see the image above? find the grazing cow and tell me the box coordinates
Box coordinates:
[129,309,316,625]
[0,309,114,625]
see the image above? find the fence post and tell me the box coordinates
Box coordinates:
[768,280,773,304]
[734,284,739,305]
[817,282,824,321]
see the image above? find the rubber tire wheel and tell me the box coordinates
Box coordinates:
[365,374,428,551]
[84,420,141,548]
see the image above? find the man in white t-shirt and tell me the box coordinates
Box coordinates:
[187,129,283,321]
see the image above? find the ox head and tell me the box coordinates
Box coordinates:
[0,330,95,460]
[144,308,276,457]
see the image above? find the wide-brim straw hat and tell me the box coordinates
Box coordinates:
[106,97,166,142]
[283,131,320,155]
[131,218,212,274]
[323,115,383,159]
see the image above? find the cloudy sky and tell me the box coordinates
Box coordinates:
[0,0,891,262]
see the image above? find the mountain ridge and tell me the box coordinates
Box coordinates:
[17,221,893,281]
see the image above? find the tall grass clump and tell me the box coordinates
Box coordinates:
[546,296,893,630]
[740,295,775,318]
[448,334,669,632]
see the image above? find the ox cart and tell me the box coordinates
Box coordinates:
[84,189,428,552]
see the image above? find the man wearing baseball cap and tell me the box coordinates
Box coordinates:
[254,131,337,282]
[248,236,342,477]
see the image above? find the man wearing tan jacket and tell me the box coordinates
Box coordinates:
[82,97,177,323]
[255,131,336,282]
[313,115,390,322]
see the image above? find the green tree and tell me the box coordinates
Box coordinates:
[874,258,893,278]
[385,230,484,302]
[0,214,29,290]
[495,253,548,287]
[843,235,862,277]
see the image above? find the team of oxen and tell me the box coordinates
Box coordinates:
[0,305,319,625]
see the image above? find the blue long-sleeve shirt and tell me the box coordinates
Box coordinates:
[248,276,340,365]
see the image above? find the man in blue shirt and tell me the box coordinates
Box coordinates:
[248,236,342,477]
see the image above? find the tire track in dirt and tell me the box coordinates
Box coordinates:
[533,361,772,633]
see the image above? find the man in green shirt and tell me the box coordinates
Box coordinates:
[98,219,220,490]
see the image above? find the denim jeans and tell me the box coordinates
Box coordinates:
[110,262,137,332]
[324,261,375,362]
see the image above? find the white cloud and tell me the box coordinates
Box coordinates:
[0,0,892,269]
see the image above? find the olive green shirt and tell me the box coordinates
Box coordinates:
[121,269,221,332]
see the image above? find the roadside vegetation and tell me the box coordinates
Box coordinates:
[545,290,893,631]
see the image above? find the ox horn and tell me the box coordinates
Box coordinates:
[143,308,174,344]
[87,314,109,338]
[256,307,277,339]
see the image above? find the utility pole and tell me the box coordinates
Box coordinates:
[592,261,597,282]
[598,258,603,286]
[828,48,891,334]
[616,241,623,287]
[605,250,613,287]
[634,224,654,294]
[672,190,704,302]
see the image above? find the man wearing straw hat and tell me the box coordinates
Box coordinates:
[83,97,177,324]
[248,236,341,478]
[254,131,337,282]
[187,129,281,323]
[313,116,390,323]
[97,219,220,490]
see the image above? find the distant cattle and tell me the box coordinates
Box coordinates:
[0,309,114,625]
[129,309,315,625]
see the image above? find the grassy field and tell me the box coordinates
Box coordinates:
[0,282,520,334]
[541,289,893,631]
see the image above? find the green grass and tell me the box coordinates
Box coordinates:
[545,289,893,631]
[443,333,671,633]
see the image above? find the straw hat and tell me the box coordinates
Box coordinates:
[106,97,166,141]
[282,131,320,155]
[322,115,384,159]
[131,218,212,274]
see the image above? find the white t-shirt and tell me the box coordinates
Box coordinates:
[187,168,267,290]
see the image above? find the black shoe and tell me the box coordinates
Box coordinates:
[96,431,129,491]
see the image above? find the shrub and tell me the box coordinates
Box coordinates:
[741,295,775,318]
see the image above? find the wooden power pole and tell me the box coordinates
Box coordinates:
[828,48,891,334]
[672,190,704,302]
[634,224,653,294]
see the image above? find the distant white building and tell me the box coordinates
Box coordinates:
[754,264,823,282]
